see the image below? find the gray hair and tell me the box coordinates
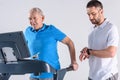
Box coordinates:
[30,7,44,16]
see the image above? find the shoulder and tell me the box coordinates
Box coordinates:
[24,26,33,35]
[44,24,64,34]
[105,20,118,31]
[25,26,32,31]
[45,24,59,31]
[48,24,56,29]
[105,19,117,28]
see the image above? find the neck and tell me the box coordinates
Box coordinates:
[96,18,106,27]
[34,24,43,31]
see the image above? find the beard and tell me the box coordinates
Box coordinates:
[90,18,101,25]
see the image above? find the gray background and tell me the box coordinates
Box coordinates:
[0,0,120,80]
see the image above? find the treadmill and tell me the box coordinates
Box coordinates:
[0,31,73,80]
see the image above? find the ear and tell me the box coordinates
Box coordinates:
[100,9,103,14]
[42,16,45,21]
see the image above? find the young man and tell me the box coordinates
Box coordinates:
[79,0,119,80]
[24,7,78,80]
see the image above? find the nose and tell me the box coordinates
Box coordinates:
[30,18,35,24]
[30,18,33,22]
[89,14,93,20]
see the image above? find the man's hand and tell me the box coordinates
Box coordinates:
[79,47,89,61]
[71,62,79,71]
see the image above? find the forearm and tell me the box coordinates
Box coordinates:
[62,37,77,63]
[62,37,78,70]
[90,46,117,58]
[68,42,77,64]
[70,52,76,64]
[90,50,112,58]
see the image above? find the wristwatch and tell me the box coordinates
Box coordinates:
[87,49,92,55]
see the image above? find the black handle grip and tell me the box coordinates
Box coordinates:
[66,66,73,71]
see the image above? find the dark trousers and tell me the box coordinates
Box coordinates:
[0,73,10,80]
[88,73,118,80]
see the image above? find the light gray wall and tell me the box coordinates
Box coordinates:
[0,0,120,80]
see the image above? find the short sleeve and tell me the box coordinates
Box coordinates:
[107,25,119,47]
[50,25,66,41]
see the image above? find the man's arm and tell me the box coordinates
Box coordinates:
[61,36,78,70]
[79,46,117,61]
[90,46,117,58]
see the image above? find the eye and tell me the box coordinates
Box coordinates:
[34,17,36,19]
[29,17,32,20]
[92,13,96,16]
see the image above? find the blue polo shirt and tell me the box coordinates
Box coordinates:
[24,24,66,78]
